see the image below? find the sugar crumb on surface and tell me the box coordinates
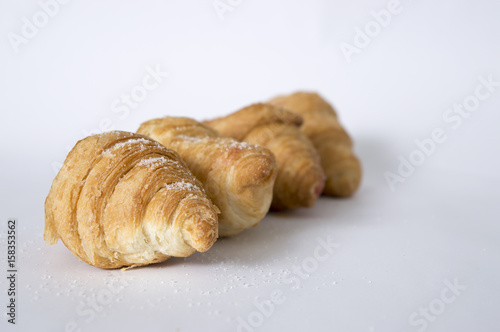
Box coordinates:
[164,180,199,192]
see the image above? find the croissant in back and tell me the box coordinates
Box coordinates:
[269,92,362,197]
[44,131,219,269]
[205,103,326,211]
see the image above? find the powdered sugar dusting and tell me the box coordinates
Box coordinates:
[103,138,167,157]
[111,138,152,150]
[137,156,181,169]
[108,138,163,150]
[228,141,250,150]
[164,181,199,192]
[103,150,116,157]
[176,135,205,143]
[137,156,167,167]
[175,134,257,153]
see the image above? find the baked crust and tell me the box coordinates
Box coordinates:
[138,117,277,236]
[44,131,218,269]
[269,92,362,197]
[205,103,325,210]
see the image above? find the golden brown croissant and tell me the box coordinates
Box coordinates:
[137,117,277,236]
[269,92,362,197]
[204,103,325,211]
[44,131,219,269]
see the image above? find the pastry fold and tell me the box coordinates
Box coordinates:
[269,92,362,197]
[44,131,219,269]
[138,117,277,236]
[205,103,325,210]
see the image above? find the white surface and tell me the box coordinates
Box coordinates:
[1,0,500,331]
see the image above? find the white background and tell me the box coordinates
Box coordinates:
[1,0,500,331]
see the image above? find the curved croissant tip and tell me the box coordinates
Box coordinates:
[304,174,326,208]
[235,152,276,189]
[292,162,326,208]
[313,180,326,198]
[182,211,218,253]
[325,172,361,197]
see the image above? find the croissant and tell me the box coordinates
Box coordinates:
[204,103,325,211]
[137,117,277,237]
[44,131,219,269]
[269,92,362,197]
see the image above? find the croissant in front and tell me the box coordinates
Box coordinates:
[44,131,219,269]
